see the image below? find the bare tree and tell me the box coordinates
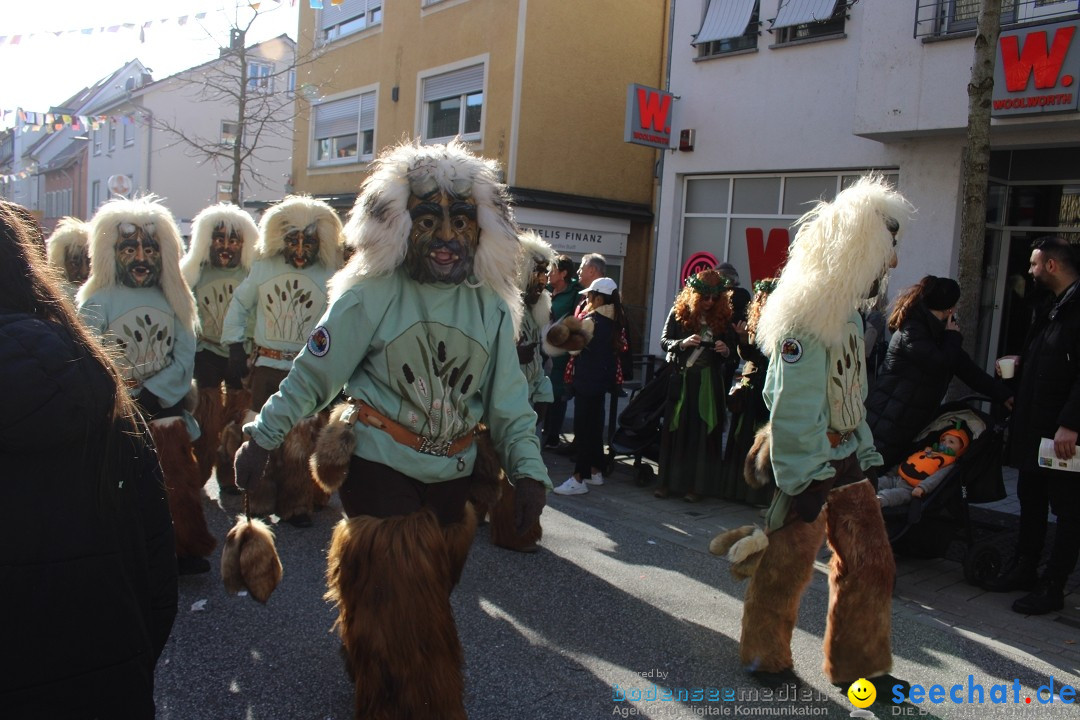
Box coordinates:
[150,6,313,205]
[956,0,1003,354]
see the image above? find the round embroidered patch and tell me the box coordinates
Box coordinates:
[307,325,331,357]
[780,338,803,364]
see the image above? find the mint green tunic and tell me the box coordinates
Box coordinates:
[761,312,883,531]
[245,268,550,487]
[190,264,249,358]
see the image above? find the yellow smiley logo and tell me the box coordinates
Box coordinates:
[847,677,876,708]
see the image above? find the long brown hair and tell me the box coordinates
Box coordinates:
[746,278,778,340]
[887,275,947,331]
[0,201,137,423]
[673,269,732,336]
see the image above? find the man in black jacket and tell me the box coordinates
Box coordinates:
[986,236,1080,614]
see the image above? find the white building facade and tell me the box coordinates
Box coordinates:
[651,0,1080,368]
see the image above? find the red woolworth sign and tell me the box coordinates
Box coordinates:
[624,83,674,149]
[992,19,1080,117]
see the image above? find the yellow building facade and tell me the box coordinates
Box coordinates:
[291,0,668,333]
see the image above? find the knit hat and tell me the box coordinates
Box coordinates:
[924,276,961,311]
[939,424,971,455]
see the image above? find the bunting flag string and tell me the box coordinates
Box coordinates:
[1,108,144,135]
[0,0,327,47]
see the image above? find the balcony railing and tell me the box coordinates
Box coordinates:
[914,0,1079,39]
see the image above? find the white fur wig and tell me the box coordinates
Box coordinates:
[181,203,259,285]
[46,216,89,269]
[79,194,198,334]
[256,194,343,268]
[517,230,555,328]
[755,175,915,349]
[331,140,523,334]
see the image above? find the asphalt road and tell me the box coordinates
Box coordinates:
[154,479,1077,720]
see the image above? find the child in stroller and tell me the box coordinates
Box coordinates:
[880,398,1009,584]
[607,362,673,486]
[876,422,972,507]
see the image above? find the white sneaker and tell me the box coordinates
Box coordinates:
[586,472,605,486]
[553,476,589,495]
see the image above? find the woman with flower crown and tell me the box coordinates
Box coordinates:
[654,269,737,502]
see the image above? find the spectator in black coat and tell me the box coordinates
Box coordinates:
[0,200,177,718]
[865,275,1012,469]
[984,236,1080,615]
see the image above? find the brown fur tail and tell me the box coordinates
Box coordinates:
[221,516,283,603]
[151,418,216,558]
[311,403,357,493]
[744,424,774,489]
[708,525,769,580]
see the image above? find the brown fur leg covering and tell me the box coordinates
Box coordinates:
[216,389,252,494]
[822,480,895,684]
[192,386,226,483]
[276,414,326,520]
[444,503,478,588]
[489,475,543,552]
[151,419,216,558]
[326,511,467,720]
[467,425,501,516]
[739,511,827,674]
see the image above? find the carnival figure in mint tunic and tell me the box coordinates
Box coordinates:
[180,203,258,494]
[78,195,215,576]
[708,176,916,690]
[221,195,343,527]
[232,141,550,719]
[45,216,90,305]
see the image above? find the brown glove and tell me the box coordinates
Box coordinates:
[234,439,270,490]
[516,341,538,365]
[513,477,547,535]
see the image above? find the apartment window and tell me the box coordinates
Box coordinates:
[321,0,383,42]
[221,120,239,147]
[695,0,760,58]
[108,121,117,152]
[421,64,484,143]
[217,181,234,203]
[91,180,101,210]
[93,127,102,156]
[312,91,376,164]
[123,120,134,146]
[772,0,846,44]
[247,62,273,93]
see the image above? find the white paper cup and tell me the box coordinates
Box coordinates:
[999,357,1016,379]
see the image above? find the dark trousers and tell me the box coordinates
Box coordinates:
[339,456,471,525]
[1017,466,1080,581]
[193,349,244,390]
[573,391,606,477]
[542,393,569,446]
[249,365,289,411]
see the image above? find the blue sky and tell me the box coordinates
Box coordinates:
[2,1,298,126]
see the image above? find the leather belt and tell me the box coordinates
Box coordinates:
[827,429,854,448]
[350,399,476,458]
[256,346,299,362]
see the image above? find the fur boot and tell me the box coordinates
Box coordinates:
[822,480,895,684]
[150,418,216,559]
[739,511,827,674]
[489,475,542,552]
[326,510,467,720]
[192,386,226,483]
[221,516,282,603]
[277,413,327,522]
[311,402,357,493]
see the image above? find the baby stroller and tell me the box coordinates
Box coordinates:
[881,396,1010,586]
[606,361,673,485]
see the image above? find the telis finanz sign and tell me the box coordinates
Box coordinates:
[993,19,1080,117]
[624,83,675,149]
